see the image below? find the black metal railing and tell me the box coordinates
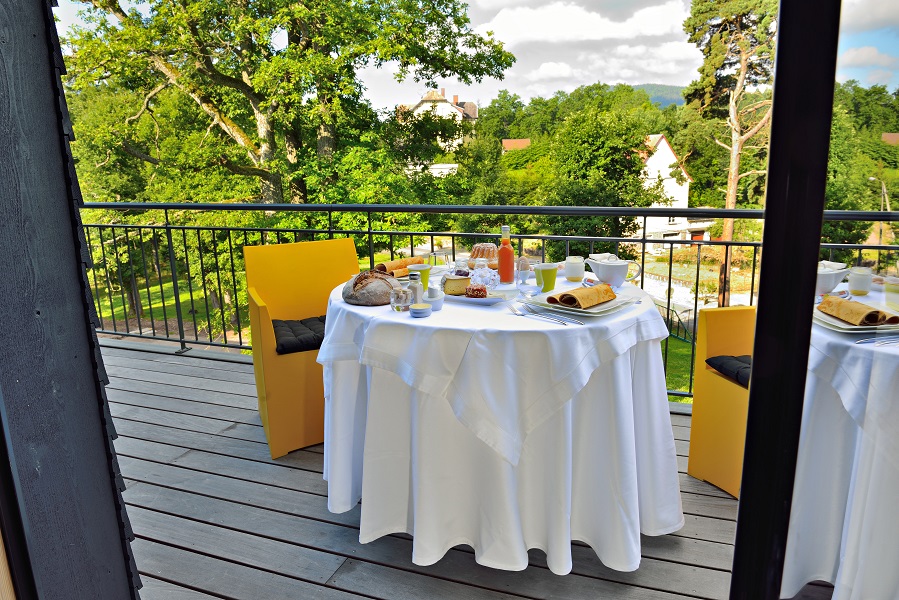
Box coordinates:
[79,202,899,399]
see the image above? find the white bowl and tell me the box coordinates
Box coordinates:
[816,268,848,296]
[423,290,445,311]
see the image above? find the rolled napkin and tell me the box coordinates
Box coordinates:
[374,256,424,274]
[817,296,899,326]
[546,284,616,309]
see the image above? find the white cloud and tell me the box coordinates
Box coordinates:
[477,1,688,47]
[839,46,897,68]
[578,41,702,81]
[866,69,897,86]
[840,0,899,32]
[525,61,583,81]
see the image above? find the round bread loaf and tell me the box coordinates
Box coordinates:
[468,243,499,269]
[342,270,400,306]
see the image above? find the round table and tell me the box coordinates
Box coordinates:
[317,278,684,575]
[782,287,899,599]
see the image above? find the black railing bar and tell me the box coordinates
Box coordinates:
[110,226,132,334]
[196,229,215,345]
[750,247,759,307]
[668,391,692,398]
[211,233,229,346]
[136,228,157,337]
[163,210,186,351]
[123,228,145,335]
[182,228,201,343]
[84,227,106,330]
[663,243,674,374]
[226,231,244,347]
[690,244,702,395]
[94,329,252,351]
[96,227,119,333]
[367,214,375,271]
[152,228,172,338]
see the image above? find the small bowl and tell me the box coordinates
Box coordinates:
[409,303,432,318]
[423,290,445,311]
[815,268,849,296]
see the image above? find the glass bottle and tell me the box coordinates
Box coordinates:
[498,225,515,284]
[408,272,424,304]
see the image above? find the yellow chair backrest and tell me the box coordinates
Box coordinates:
[697,305,757,365]
[244,238,359,320]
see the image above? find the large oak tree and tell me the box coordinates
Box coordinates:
[65,0,514,204]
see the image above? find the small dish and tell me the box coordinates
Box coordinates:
[423,290,445,311]
[409,303,432,318]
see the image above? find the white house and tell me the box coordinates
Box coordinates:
[398,88,477,151]
[639,134,712,249]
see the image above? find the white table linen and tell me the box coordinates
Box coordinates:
[318,280,684,574]
[782,289,899,599]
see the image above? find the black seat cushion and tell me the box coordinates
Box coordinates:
[272,316,326,355]
[705,355,752,388]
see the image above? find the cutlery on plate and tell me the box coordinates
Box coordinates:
[854,335,899,344]
[519,302,584,325]
[507,303,568,325]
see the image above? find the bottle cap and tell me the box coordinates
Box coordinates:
[501,225,510,235]
[409,272,420,281]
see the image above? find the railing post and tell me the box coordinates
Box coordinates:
[164,210,188,353]
[368,212,375,271]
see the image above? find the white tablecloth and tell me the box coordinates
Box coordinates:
[318,280,684,574]
[782,288,899,599]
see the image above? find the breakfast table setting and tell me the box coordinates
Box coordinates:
[781,264,899,599]
[316,243,684,575]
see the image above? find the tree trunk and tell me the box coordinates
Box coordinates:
[285,129,308,203]
[259,171,284,204]
[317,90,337,160]
[125,272,142,318]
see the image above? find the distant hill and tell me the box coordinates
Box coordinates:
[635,84,686,108]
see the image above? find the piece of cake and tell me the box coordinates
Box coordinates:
[465,284,487,298]
[468,243,499,270]
[443,274,471,296]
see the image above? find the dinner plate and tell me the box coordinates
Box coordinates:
[522,285,642,317]
[443,293,508,306]
[812,306,899,333]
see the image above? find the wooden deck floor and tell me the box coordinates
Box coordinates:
[102,341,832,600]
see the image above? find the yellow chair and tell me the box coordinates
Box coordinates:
[244,238,359,458]
[687,306,756,498]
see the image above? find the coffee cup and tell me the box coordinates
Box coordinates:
[408,263,431,291]
[585,255,642,288]
[534,263,558,292]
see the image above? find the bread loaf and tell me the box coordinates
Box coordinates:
[375,256,424,273]
[342,270,400,306]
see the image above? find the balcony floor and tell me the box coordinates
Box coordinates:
[102,341,833,600]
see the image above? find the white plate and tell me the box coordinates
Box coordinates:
[444,293,508,306]
[522,285,642,317]
[812,306,899,332]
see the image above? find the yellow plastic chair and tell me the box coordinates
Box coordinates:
[687,305,756,498]
[244,238,359,458]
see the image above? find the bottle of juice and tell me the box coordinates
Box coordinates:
[498,225,514,284]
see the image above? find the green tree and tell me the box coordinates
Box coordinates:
[65,0,514,204]
[683,0,777,241]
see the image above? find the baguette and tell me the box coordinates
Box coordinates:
[375,256,424,273]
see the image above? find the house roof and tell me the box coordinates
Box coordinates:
[403,89,477,120]
[643,133,692,182]
[502,138,532,151]
[882,132,899,145]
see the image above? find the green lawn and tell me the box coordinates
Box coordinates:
[663,336,695,403]
[643,261,756,295]
[89,274,213,331]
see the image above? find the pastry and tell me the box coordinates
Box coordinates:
[816,296,899,326]
[546,284,616,309]
[467,243,499,270]
[442,274,470,296]
[374,256,424,273]
[342,270,400,306]
[465,284,487,298]
[388,267,410,278]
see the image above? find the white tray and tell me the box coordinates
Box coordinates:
[812,306,899,333]
[522,285,642,317]
[444,293,508,306]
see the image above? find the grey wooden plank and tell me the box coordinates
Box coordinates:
[107,377,257,410]
[103,353,257,385]
[115,437,193,464]
[101,345,255,373]
[106,364,257,397]
[108,388,261,426]
[681,492,738,521]
[138,576,223,600]
[637,533,732,572]
[678,455,688,473]
[110,403,266,444]
[119,454,334,517]
[672,424,691,441]
[673,514,735,546]
[670,413,691,427]
[113,419,324,472]
[128,506,347,584]
[132,539,364,600]
[675,438,689,456]
[679,473,732,499]
[125,483,696,600]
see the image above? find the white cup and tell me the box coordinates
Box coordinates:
[848,266,873,296]
[585,255,643,288]
[564,256,585,282]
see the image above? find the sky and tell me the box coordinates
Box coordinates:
[54,0,899,111]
